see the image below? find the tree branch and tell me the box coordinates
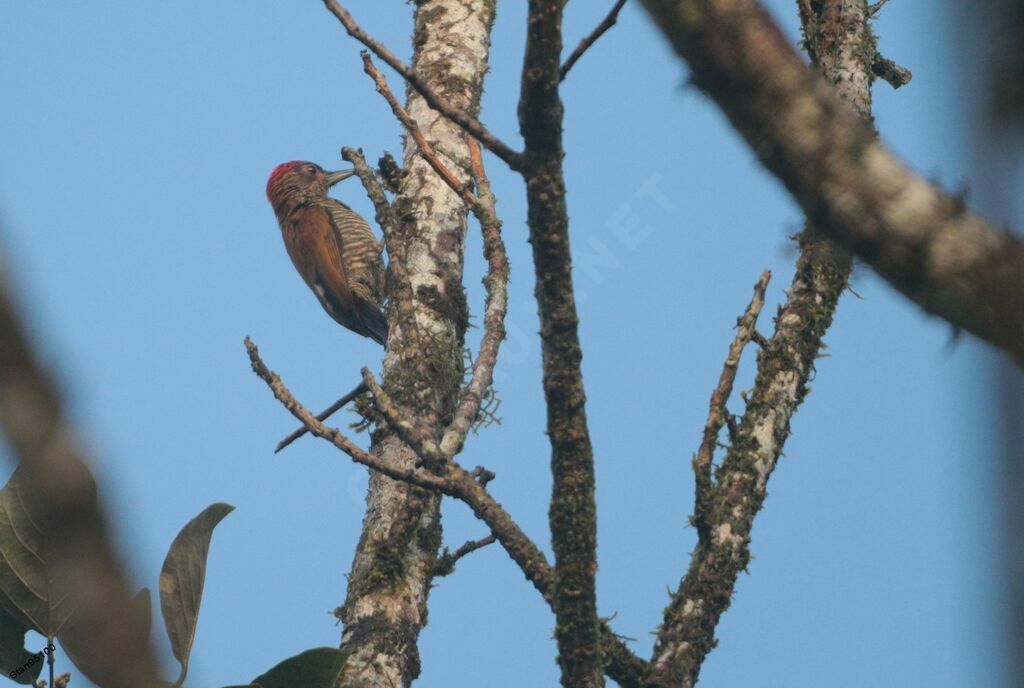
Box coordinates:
[438,138,509,458]
[691,271,770,542]
[640,0,1024,366]
[358,53,510,464]
[560,0,628,81]
[871,53,912,89]
[247,339,448,492]
[321,0,523,169]
[520,1,603,685]
[274,380,367,453]
[868,0,890,17]
[328,4,500,684]
[360,367,446,471]
[360,51,472,201]
[433,535,496,577]
[648,2,876,684]
[650,241,853,688]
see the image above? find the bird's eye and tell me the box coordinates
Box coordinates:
[306,165,318,175]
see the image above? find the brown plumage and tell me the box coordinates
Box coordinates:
[266,161,387,345]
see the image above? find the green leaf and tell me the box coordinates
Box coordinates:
[0,606,42,685]
[159,503,234,686]
[241,647,348,688]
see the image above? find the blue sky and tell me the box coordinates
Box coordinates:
[0,1,1013,686]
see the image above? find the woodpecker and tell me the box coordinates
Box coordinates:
[266,161,388,346]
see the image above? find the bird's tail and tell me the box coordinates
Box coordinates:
[360,302,389,347]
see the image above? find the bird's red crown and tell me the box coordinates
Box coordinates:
[266,161,305,200]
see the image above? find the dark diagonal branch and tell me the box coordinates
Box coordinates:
[322,0,523,169]
[560,0,628,81]
[446,467,648,686]
[692,271,770,542]
[433,535,496,577]
[275,380,367,453]
[247,338,447,492]
[640,0,1024,366]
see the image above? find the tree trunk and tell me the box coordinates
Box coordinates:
[335,3,495,687]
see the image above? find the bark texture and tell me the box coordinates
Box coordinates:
[640,0,1024,365]
[334,3,494,686]
[520,1,603,685]
[648,2,876,684]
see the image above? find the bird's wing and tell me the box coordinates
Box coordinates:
[283,204,361,332]
[322,200,386,308]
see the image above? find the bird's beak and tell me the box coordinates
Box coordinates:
[325,169,357,187]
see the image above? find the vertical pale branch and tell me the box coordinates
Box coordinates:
[326,2,496,687]
[691,271,770,543]
[647,2,881,685]
[519,2,603,686]
[438,139,508,458]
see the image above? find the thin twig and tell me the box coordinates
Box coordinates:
[275,381,367,453]
[439,138,508,457]
[868,0,890,17]
[360,52,476,205]
[340,146,398,237]
[692,270,770,540]
[359,54,509,462]
[321,0,523,169]
[560,0,628,81]
[249,336,548,587]
[434,535,497,576]
[246,338,447,492]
